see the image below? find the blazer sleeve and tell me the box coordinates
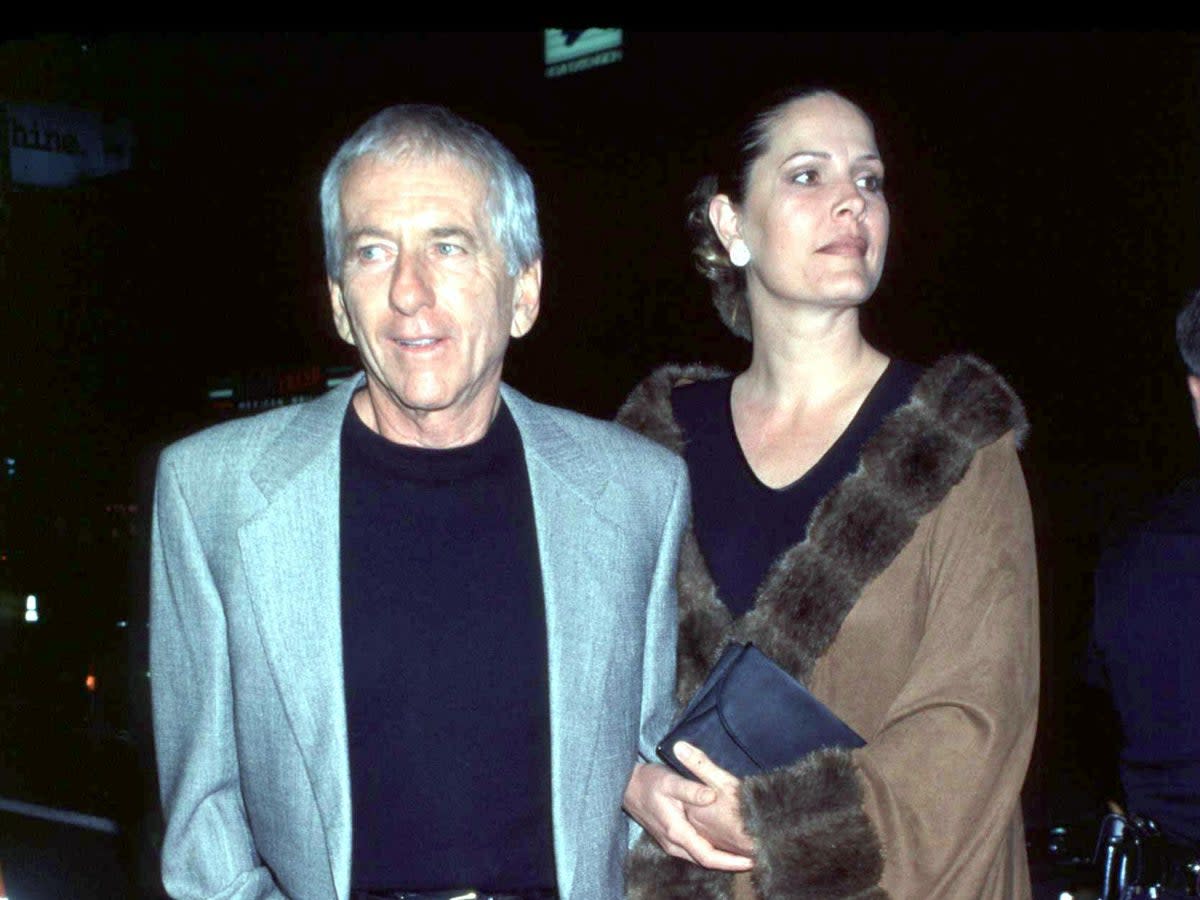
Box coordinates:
[738,435,1039,898]
[150,450,287,900]
[627,459,688,846]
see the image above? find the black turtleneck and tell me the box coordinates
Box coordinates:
[340,398,556,892]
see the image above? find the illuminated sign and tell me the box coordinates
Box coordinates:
[544,29,622,78]
[207,365,357,415]
[4,102,134,187]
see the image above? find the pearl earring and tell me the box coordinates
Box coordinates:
[729,239,751,268]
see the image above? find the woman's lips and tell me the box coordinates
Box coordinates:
[817,236,868,256]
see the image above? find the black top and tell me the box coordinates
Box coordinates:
[672,360,922,619]
[1091,477,1200,845]
[340,399,556,891]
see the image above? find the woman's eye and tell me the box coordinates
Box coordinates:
[856,173,884,193]
[791,169,818,185]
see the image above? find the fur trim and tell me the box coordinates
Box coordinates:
[617,362,729,456]
[619,355,1027,688]
[740,749,887,899]
[617,355,1027,897]
[626,835,733,899]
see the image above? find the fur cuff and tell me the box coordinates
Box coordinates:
[625,833,733,899]
[740,749,888,899]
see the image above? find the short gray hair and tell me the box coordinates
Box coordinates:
[1177,289,1200,376]
[320,104,542,279]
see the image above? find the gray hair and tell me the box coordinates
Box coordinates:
[1177,289,1200,376]
[320,104,542,279]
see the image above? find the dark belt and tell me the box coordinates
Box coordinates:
[351,890,558,900]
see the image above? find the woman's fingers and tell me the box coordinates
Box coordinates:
[674,741,742,791]
[623,763,753,870]
[671,743,756,857]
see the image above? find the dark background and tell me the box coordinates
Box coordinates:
[1,31,1198,896]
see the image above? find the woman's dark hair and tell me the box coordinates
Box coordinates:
[689,85,854,340]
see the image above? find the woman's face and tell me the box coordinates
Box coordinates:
[726,93,889,313]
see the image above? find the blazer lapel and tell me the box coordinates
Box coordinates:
[503,386,625,896]
[238,380,357,899]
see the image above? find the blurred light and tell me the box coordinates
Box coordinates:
[24,594,38,623]
[24,609,38,623]
[85,673,96,692]
[25,595,36,610]
[1059,892,1074,900]
[116,620,127,628]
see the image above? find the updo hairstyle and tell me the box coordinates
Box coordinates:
[688,86,840,341]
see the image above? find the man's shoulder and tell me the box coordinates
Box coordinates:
[1096,476,1200,600]
[1145,477,1200,534]
[158,384,349,477]
[1106,477,1200,547]
[504,387,685,477]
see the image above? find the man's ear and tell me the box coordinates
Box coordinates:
[509,260,542,339]
[328,277,355,346]
[708,194,742,253]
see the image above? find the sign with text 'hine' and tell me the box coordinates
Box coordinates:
[4,102,134,188]
[544,29,622,78]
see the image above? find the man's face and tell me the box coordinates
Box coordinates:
[328,153,540,446]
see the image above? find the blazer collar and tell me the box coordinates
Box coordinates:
[245,378,605,503]
[249,376,361,501]
[502,383,609,506]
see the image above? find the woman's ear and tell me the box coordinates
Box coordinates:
[708,194,741,253]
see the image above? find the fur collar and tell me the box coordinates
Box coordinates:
[617,354,1027,700]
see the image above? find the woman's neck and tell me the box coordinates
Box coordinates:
[740,304,885,413]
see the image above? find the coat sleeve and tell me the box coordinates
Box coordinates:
[627,459,688,847]
[738,435,1039,898]
[150,450,287,900]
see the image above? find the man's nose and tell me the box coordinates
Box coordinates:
[389,253,435,314]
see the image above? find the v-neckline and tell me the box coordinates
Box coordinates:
[725,359,899,494]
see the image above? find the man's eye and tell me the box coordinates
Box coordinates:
[356,245,386,262]
[434,242,464,257]
[856,173,884,193]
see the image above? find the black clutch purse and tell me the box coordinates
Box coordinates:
[657,642,865,780]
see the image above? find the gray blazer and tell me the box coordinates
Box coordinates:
[150,378,685,900]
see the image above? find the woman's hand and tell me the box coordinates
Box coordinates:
[623,761,755,870]
[673,741,756,857]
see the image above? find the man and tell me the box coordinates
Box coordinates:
[150,105,685,900]
[1090,289,1200,892]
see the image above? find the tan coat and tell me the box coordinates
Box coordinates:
[618,355,1039,899]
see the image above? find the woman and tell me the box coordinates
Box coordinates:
[619,88,1038,898]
